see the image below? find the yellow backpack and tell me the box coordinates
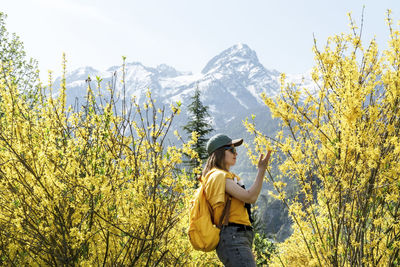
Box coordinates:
[188,175,231,252]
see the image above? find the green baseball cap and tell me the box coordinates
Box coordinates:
[206,133,243,155]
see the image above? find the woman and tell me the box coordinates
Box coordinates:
[202,133,271,267]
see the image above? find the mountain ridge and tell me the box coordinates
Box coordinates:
[57,43,313,114]
[54,44,314,156]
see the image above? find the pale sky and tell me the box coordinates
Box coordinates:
[2,0,400,80]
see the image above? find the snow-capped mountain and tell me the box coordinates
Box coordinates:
[52,43,315,177]
[54,43,313,139]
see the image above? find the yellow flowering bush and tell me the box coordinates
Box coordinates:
[245,12,400,266]
[0,56,220,265]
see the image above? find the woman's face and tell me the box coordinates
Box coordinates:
[224,145,237,169]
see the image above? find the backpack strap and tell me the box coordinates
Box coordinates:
[218,195,232,228]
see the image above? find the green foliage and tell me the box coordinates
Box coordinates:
[253,232,276,266]
[183,86,214,170]
[0,12,39,98]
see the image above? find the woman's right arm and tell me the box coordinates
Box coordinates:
[225,151,271,204]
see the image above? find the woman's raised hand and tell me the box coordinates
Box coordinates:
[226,150,272,204]
[257,150,272,170]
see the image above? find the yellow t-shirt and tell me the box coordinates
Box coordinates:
[203,168,251,226]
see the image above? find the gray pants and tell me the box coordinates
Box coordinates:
[216,226,256,267]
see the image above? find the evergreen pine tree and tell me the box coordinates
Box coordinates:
[183,86,214,171]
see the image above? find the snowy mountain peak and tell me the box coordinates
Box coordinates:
[226,43,258,61]
[54,44,314,137]
[201,43,260,74]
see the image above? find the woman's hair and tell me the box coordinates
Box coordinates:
[202,147,227,177]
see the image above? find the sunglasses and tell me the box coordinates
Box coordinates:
[223,146,237,154]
